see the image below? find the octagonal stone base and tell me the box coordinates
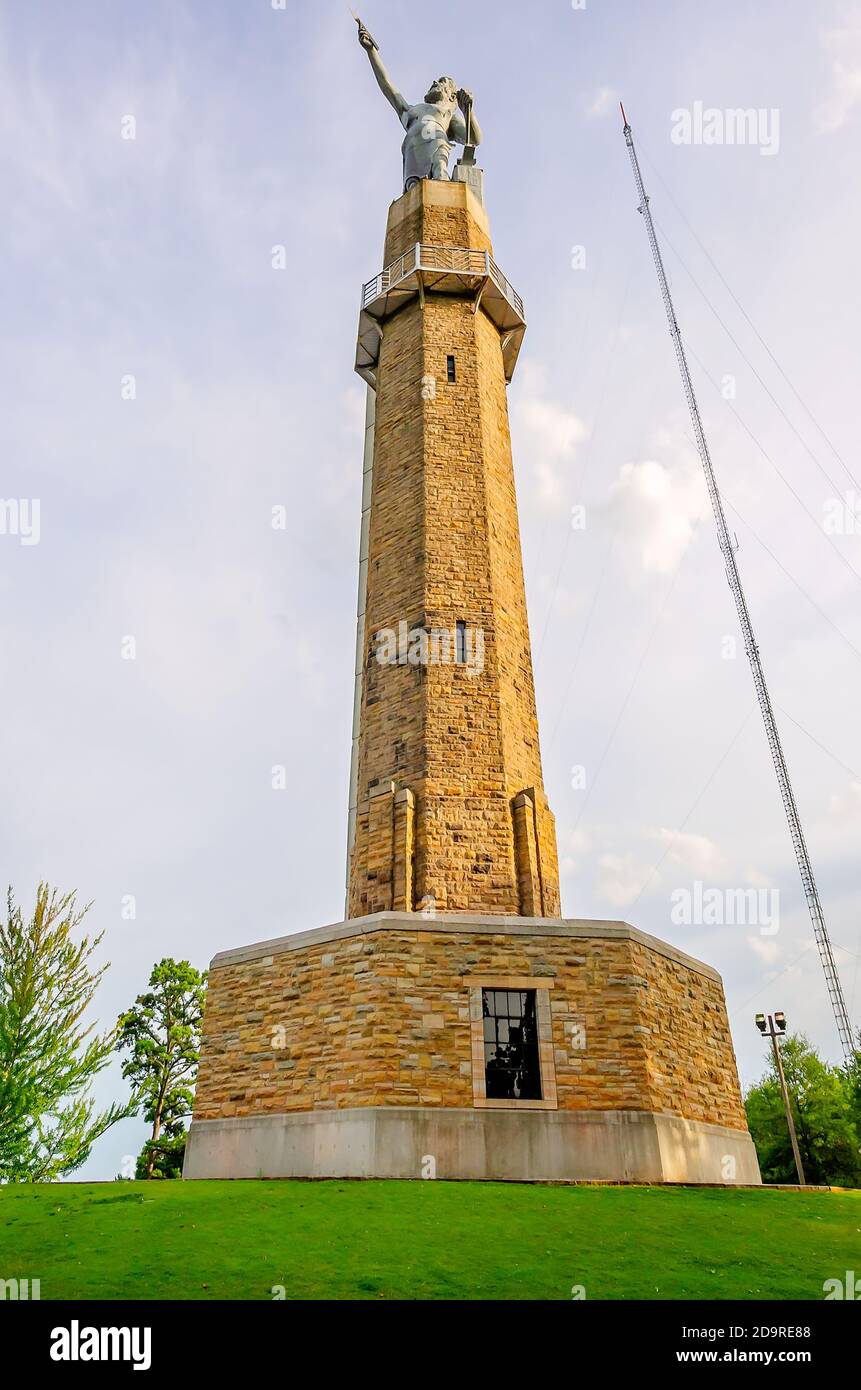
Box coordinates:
[185,911,759,1185]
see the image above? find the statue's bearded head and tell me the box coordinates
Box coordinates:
[425,76,457,107]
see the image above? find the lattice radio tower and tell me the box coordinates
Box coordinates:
[621,105,854,1062]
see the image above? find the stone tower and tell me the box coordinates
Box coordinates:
[184,59,759,1187]
[347,179,560,920]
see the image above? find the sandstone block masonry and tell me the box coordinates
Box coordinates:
[348,181,560,919]
[192,914,749,1133]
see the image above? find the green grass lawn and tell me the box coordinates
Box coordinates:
[2,1180,858,1300]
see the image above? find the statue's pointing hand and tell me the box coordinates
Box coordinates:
[357,21,375,50]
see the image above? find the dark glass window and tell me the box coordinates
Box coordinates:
[455,620,467,664]
[482,988,542,1100]
[446,354,456,383]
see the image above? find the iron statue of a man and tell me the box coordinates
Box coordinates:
[357,19,483,192]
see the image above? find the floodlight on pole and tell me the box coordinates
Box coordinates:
[756,1012,806,1186]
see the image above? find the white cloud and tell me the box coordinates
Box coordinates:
[604,455,705,574]
[594,852,651,907]
[511,364,588,510]
[829,780,861,817]
[814,8,861,132]
[560,829,592,877]
[744,867,777,890]
[531,570,586,618]
[649,827,724,876]
[747,935,781,965]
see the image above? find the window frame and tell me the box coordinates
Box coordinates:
[455,619,468,665]
[467,977,558,1110]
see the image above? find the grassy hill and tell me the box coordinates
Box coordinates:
[2,1180,858,1300]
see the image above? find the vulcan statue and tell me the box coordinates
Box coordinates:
[356,18,483,192]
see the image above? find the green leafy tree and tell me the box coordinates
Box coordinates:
[0,884,132,1181]
[117,958,207,1179]
[842,1031,861,1140]
[745,1032,861,1187]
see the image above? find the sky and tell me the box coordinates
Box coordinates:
[1,0,860,1179]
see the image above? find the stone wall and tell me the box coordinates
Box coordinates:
[348,179,559,918]
[192,915,748,1134]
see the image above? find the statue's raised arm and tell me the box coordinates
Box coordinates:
[357,20,408,120]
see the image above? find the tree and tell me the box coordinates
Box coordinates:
[0,884,132,1181]
[117,958,207,1179]
[745,1032,861,1187]
[842,1031,861,1142]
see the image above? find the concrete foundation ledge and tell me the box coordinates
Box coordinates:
[183,1107,761,1185]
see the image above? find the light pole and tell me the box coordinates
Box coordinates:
[755,1011,806,1186]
